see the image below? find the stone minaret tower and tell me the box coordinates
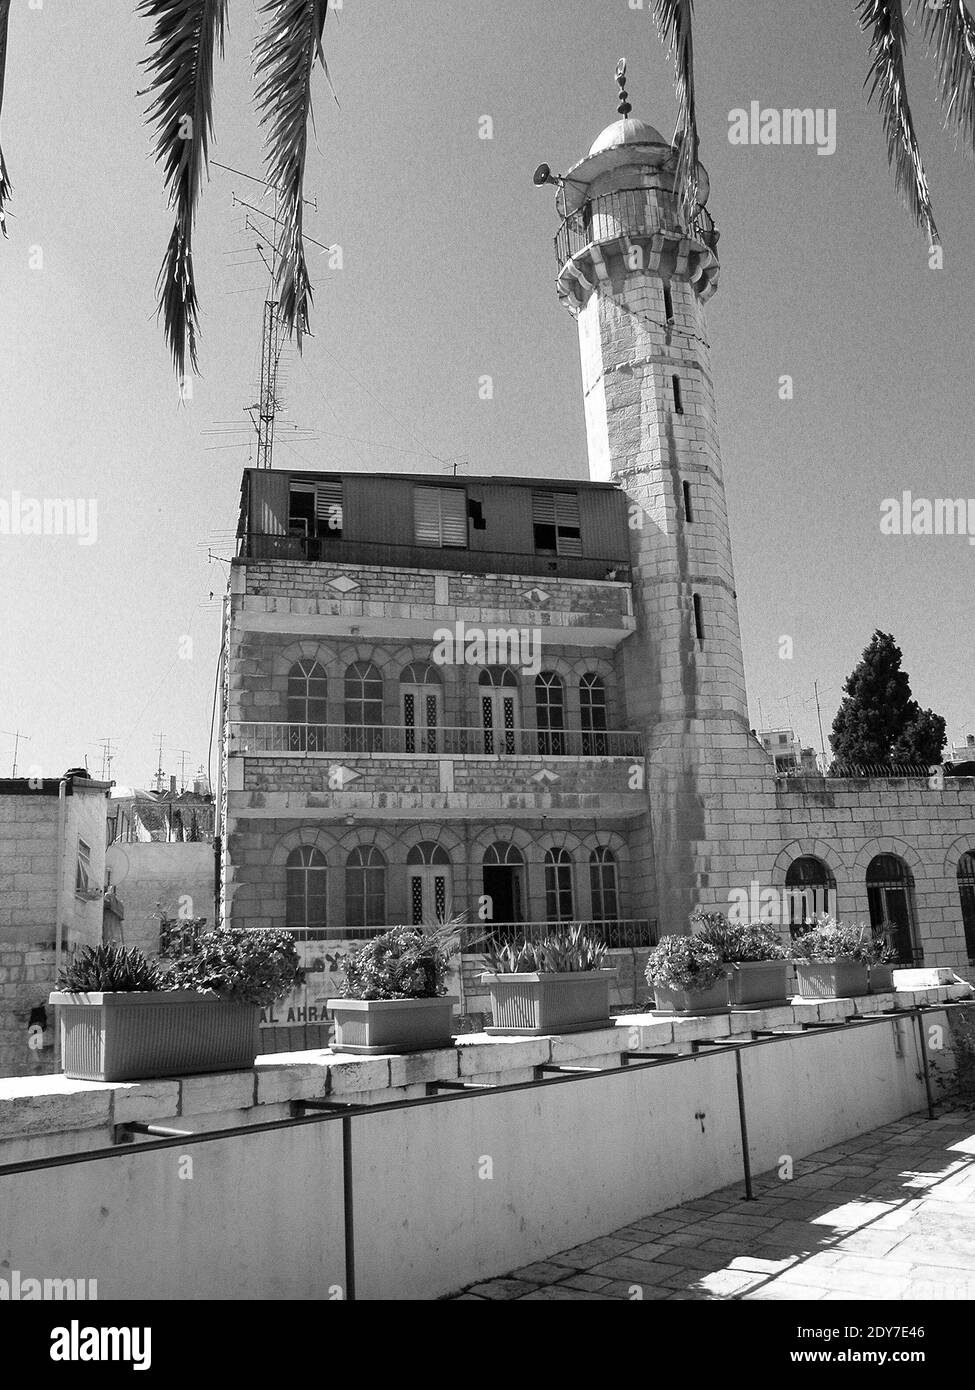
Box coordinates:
[551,65,773,931]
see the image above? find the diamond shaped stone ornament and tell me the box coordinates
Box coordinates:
[532,769,560,785]
[328,575,359,594]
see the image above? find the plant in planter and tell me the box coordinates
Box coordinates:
[788,916,872,999]
[51,930,304,1082]
[480,924,617,1036]
[691,911,790,1009]
[645,933,730,1015]
[327,924,459,1055]
[866,923,900,993]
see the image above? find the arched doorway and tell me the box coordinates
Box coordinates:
[482,842,525,925]
[407,842,452,926]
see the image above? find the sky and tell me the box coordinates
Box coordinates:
[0,0,973,787]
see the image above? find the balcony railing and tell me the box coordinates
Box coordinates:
[556,187,718,269]
[231,723,645,759]
[270,920,658,949]
[462,919,658,952]
[241,533,630,584]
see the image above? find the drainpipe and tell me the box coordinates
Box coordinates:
[54,776,68,1066]
[213,596,228,929]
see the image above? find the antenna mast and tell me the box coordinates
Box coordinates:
[257,297,285,470]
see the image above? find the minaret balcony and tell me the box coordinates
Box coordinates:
[555,188,720,309]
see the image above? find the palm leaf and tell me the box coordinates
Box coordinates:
[254,0,330,348]
[139,0,228,377]
[0,0,12,237]
[653,0,700,227]
[857,0,939,241]
[911,0,975,154]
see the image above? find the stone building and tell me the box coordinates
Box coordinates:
[0,772,111,1075]
[219,80,975,1032]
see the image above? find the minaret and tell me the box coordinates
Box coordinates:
[549,63,770,930]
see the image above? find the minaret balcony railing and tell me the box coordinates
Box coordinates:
[555,187,718,269]
[230,723,645,759]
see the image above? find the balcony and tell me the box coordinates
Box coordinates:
[556,189,718,269]
[231,723,645,759]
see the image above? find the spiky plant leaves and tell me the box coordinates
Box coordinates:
[910,0,975,156]
[857,0,939,241]
[653,0,700,228]
[139,0,229,378]
[0,0,12,237]
[254,0,330,350]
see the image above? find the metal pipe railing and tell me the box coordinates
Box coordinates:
[2,1001,969,1301]
[230,723,645,759]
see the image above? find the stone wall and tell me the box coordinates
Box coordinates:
[105,842,216,957]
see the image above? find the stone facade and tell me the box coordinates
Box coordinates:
[0,779,109,1076]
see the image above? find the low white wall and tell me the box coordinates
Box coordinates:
[0,990,965,1300]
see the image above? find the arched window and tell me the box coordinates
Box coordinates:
[867,855,919,964]
[958,851,975,965]
[544,847,574,922]
[407,843,452,926]
[344,661,384,752]
[589,847,619,922]
[785,857,836,930]
[479,668,519,754]
[400,664,442,753]
[287,659,328,752]
[580,674,608,755]
[286,846,328,938]
[535,672,566,756]
[346,846,387,932]
[407,842,451,866]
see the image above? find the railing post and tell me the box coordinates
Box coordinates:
[342,1115,356,1302]
[734,1048,755,1201]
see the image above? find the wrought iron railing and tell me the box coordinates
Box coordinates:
[462,919,658,953]
[231,723,645,759]
[776,762,938,782]
[242,533,630,584]
[555,187,718,269]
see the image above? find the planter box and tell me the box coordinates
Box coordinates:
[794,960,869,1000]
[49,991,261,1082]
[481,970,617,1036]
[727,960,791,1009]
[869,964,896,993]
[327,996,458,1055]
[652,977,730,1016]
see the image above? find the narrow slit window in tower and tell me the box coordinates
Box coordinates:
[682,480,694,523]
[663,282,674,322]
[672,375,684,415]
[693,593,704,641]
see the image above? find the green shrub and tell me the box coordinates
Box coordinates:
[487,924,607,975]
[341,925,457,1001]
[57,943,164,993]
[789,917,876,963]
[167,926,304,1006]
[691,910,785,963]
[646,935,725,992]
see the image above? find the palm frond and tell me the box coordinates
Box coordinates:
[653,0,700,227]
[857,0,939,241]
[139,0,228,377]
[0,0,12,238]
[910,0,975,155]
[254,0,330,348]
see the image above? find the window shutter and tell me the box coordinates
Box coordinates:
[532,491,556,525]
[414,487,442,545]
[414,487,467,547]
[440,489,467,547]
[315,480,342,519]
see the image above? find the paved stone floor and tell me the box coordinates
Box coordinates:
[454,1109,975,1300]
